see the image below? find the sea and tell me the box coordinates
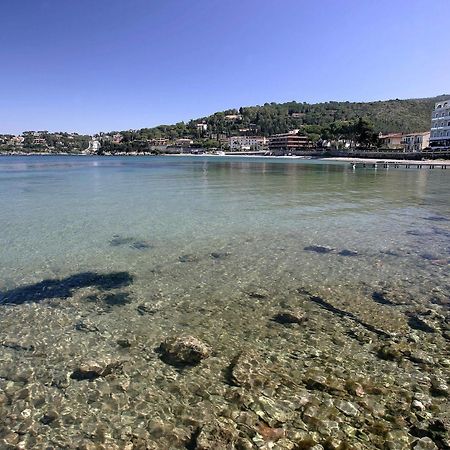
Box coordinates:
[0,155,448,449]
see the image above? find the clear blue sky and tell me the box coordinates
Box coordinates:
[1,0,449,134]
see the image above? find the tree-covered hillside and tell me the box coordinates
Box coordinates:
[110,95,448,142]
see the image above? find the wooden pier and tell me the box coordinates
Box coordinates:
[351,161,450,170]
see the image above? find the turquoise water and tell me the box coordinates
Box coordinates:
[0,156,449,449]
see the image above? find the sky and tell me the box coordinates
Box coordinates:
[1,0,449,135]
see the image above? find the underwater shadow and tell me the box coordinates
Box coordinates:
[0,271,134,306]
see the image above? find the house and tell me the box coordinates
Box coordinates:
[401,132,430,152]
[378,133,404,150]
[430,99,450,149]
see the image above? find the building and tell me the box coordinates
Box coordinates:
[196,123,208,132]
[401,132,430,152]
[148,138,169,146]
[430,99,450,149]
[269,131,312,151]
[174,138,193,147]
[378,132,404,150]
[228,136,268,151]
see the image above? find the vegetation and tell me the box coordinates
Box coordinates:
[96,95,445,151]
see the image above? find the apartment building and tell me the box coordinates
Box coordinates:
[430,99,450,149]
[228,136,268,151]
[269,131,312,151]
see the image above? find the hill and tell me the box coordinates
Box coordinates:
[102,95,447,150]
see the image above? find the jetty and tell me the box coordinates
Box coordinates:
[351,161,450,170]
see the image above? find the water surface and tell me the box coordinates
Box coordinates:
[0,156,448,449]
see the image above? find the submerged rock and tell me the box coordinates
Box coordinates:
[273,310,306,325]
[158,335,211,366]
[74,320,99,333]
[338,249,359,257]
[178,254,199,263]
[407,315,436,333]
[304,245,334,254]
[194,419,239,450]
[103,292,132,307]
[71,359,122,381]
[210,251,231,260]
[137,302,157,315]
[228,350,268,390]
[430,376,449,397]
[376,343,404,362]
[246,287,269,299]
[129,240,153,250]
[109,235,134,246]
[413,437,439,450]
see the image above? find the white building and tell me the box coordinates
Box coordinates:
[196,123,208,132]
[430,99,450,149]
[228,136,268,151]
[401,132,430,152]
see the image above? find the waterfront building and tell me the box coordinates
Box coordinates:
[228,136,268,151]
[430,99,450,149]
[401,132,430,152]
[269,131,312,151]
[378,132,404,150]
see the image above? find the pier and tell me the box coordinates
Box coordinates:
[351,161,450,170]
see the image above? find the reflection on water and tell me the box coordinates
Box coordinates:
[0,156,449,449]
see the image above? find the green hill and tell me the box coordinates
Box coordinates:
[109,95,448,149]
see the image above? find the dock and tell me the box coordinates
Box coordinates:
[351,161,450,170]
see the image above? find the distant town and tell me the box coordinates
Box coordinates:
[1,97,449,159]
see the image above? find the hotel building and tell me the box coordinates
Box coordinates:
[430,99,450,149]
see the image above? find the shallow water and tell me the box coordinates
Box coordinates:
[0,156,449,449]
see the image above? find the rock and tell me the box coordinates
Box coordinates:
[210,251,231,260]
[195,419,239,449]
[335,400,359,417]
[408,350,435,365]
[411,400,425,411]
[430,376,449,396]
[40,410,59,425]
[246,287,269,299]
[228,351,267,390]
[74,320,99,333]
[137,302,157,315]
[129,240,152,250]
[413,437,438,450]
[345,380,365,397]
[178,254,199,263]
[158,335,211,366]
[338,249,358,257]
[117,338,132,348]
[407,315,436,333]
[273,310,306,325]
[249,396,294,427]
[385,429,411,449]
[304,245,334,254]
[71,359,122,381]
[256,424,286,442]
[376,343,403,361]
